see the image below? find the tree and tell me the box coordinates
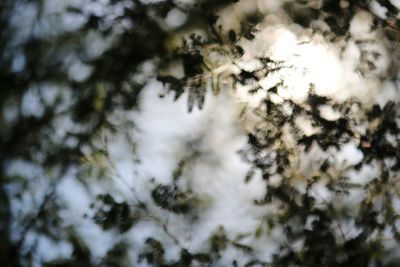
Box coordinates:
[1,0,400,266]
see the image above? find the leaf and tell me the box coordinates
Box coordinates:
[254,224,263,238]
[92,194,137,233]
[193,253,212,263]
[210,226,229,253]
[228,30,237,43]
[100,242,129,267]
[138,238,165,265]
[151,184,193,214]
[172,160,185,181]
[245,168,255,183]
[232,242,253,253]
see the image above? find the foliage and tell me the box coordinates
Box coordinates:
[1,0,400,266]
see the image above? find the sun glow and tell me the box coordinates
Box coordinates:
[232,25,346,109]
[267,28,342,101]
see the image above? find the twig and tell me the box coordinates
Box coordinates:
[101,139,183,248]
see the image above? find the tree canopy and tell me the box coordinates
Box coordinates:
[1,0,400,266]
